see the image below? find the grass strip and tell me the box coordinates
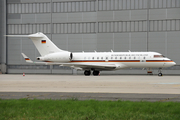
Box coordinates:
[0,99,180,120]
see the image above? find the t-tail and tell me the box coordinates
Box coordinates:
[6,32,66,56]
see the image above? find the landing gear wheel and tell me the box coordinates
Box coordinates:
[84,70,91,76]
[158,68,163,76]
[158,73,163,76]
[93,71,100,76]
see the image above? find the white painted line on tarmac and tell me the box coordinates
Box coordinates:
[152,83,180,85]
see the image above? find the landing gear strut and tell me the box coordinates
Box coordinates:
[84,70,91,76]
[158,68,163,76]
[93,70,100,76]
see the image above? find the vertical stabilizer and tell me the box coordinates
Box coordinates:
[28,32,65,56]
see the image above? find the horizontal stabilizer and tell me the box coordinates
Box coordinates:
[21,53,33,63]
[5,33,43,38]
[21,53,50,64]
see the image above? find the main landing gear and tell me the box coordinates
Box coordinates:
[93,70,100,76]
[84,70,100,76]
[158,68,163,76]
[84,70,91,76]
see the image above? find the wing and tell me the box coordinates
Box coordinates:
[21,53,127,71]
[59,63,117,71]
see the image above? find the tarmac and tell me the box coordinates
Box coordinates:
[0,74,180,102]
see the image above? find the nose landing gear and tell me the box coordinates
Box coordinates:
[158,73,163,76]
[158,68,163,76]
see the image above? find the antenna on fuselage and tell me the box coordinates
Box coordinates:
[111,50,113,52]
[128,50,131,52]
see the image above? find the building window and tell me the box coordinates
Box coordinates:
[53,1,95,13]
[8,3,51,14]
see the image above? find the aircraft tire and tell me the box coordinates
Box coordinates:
[158,73,163,76]
[93,71,100,76]
[84,70,91,76]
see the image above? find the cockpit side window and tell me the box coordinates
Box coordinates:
[154,55,165,58]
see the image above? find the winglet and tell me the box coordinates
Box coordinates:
[21,53,33,63]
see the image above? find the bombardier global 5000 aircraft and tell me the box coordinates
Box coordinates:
[6,32,176,76]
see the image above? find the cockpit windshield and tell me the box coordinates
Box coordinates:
[154,55,165,58]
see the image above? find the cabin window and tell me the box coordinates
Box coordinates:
[84,57,86,59]
[115,57,117,59]
[106,57,108,60]
[129,57,131,59]
[92,57,94,59]
[101,57,103,59]
[124,57,126,59]
[134,57,136,59]
[111,57,113,59]
[143,57,146,59]
[120,57,122,59]
[97,57,99,59]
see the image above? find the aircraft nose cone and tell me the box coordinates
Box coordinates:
[172,61,176,65]
[164,61,176,67]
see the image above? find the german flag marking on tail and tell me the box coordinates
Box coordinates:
[41,40,46,44]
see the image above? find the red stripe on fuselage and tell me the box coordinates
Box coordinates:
[40,60,174,63]
[71,60,105,62]
[71,60,174,63]
[44,61,53,62]
[146,60,174,62]
[71,60,140,62]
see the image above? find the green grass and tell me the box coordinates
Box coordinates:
[0,99,180,120]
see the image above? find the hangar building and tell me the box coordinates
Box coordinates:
[0,0,180,75]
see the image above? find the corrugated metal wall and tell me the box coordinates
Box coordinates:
[6,0,180,74]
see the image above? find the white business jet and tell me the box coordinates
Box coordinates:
[6,32,176,76]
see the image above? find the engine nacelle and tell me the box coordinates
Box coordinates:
[37,52,73,62]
